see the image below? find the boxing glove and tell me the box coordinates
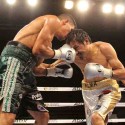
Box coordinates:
[84,63,113,80]
[53,44,76,63]
[46,62,73,78]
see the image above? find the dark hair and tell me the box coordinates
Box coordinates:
[65,29,92,44]
[58,14,77,28]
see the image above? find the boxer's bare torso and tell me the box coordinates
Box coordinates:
[14,15,56,49]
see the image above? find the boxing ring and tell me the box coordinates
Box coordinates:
[14,85,125,125]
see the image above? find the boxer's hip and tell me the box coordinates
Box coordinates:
[81,78,121,108]
[1,41,37,67]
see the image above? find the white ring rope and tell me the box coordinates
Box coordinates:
[13,87,125,124]
[14,119,125,124]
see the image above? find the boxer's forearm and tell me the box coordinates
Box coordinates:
[33,63,50,76]
[50,59,65,67]
[33,60,65,76]
[33,61,73,78]
[112,69,125,80]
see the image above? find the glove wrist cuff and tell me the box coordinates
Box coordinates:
[47,68,56,77]
[53,50,61,59]
[104,69,113,78]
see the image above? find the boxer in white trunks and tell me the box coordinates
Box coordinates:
[64,29,125,125]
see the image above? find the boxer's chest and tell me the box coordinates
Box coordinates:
[75,48,108,72]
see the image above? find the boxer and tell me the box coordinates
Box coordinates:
[0,14,76,125]
[65,29,125,125]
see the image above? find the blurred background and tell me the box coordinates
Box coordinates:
[0,0,125,125]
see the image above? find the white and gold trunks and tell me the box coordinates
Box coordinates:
[82,79,121,125]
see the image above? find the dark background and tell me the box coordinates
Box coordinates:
[0,0,125,124]
[0,0,125,62]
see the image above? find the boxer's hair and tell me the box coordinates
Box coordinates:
[58,14,77,28]
[65,29,92,44]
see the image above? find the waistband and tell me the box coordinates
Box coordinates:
[82,78,119,90]
[7,41,32,53]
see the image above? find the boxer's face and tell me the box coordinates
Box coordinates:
[68,40,86,59]
[55,28,69,40]
[69,40,85,51]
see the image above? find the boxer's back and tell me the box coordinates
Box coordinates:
[13,15,55,49]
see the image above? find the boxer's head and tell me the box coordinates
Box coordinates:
[66,29,92,45]
[65,29,92,59]
[55,14,77,40]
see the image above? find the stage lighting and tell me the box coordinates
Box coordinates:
[6,0,16,5]
[115,4,125,15]
[27,0,38,7]
[102,3,112,14]
[77,0,89,12]
[64,0,74,9]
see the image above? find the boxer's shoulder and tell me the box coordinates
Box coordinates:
[93,42,113,52]
[94,41,109,46]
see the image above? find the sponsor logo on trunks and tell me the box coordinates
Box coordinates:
[32,93,42,100]
[19,94,23,99]
[37,104,47,111]
[85,82,97,88]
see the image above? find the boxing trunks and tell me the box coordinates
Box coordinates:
[82,78,121,125]
[0,41,48,114]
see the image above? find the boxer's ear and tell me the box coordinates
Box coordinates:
[84,37,90,44]
[61,19,69,25]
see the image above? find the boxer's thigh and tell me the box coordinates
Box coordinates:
[95,90,121,120]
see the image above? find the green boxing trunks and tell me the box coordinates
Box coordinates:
[0,41,48,114]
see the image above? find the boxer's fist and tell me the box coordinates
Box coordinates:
[53,44,76,63]
[47,62,73,78]
[84,63,113,80]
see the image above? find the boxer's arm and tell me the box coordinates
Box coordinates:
[32,16,76,63]
[84,43,125,81]
[32,16,60,59]
[100,42,125,80]
[33,60,73,78]
[33,60,65,76]
[48,59,65,67]
[33,63,51,76]
[46,62,73,78]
